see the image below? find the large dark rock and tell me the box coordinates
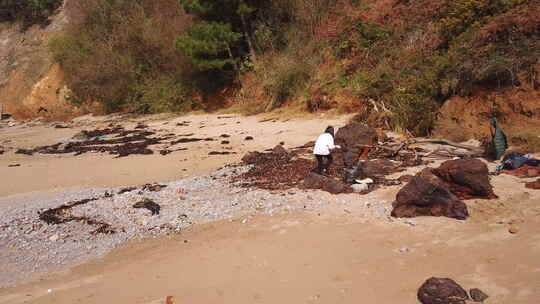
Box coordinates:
[359,159,401,178]
[392,168,469,220]
[335,123,378,167]
[433,159,496,199]
[304,172,345,194]
[418,277,469,304]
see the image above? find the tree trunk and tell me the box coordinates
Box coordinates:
[240,14,257,61]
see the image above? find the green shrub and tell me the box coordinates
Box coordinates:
[49,0,194,113]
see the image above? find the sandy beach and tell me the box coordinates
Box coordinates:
[1,113,539,304]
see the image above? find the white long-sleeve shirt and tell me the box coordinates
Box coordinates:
[313,133,336,155]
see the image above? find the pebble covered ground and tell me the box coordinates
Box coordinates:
[0,165,414,288]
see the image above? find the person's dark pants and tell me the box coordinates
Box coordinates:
[315,154,333,174]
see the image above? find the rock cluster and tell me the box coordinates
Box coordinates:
[392,159,496,220]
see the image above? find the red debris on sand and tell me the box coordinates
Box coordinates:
[502,165,540,178]
[525,179,540,190]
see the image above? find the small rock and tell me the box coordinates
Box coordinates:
[404,219,417,226]
[469,288,489,302]
[399,247,411,253]
[509,226,519,234]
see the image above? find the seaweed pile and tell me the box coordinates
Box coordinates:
[13,126,208,157]
[38,197,115,235]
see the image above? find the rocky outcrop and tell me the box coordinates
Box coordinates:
[392,169,469,220]
[334,123,378,167]
[434,87,540,143]
[392,159,497,220]
[433,159,497,199]
[0,1,87,120]
[418,277,469,304]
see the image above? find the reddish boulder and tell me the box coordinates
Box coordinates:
[335,123,378,167]
[392,169,469,220]
[304,172,346,194]
[418,277,469,304]
[359,159,401,178]
[433,159,497,199]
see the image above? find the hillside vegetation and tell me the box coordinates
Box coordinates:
[43,0,539,135]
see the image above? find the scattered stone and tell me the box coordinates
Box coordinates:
[160,150,172,156]
[398,247,411,253]
[469,288,489,302]
[509,226,519,234]
[245,136,254,141]
[8,164,21,168]
[220,134,231,138]
[392,169,469,220]
[54,124,69,129]
[133,199,160,215]
[418,277,469,304]
[221,140,230,145]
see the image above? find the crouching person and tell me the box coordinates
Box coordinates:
[313,126,340,175]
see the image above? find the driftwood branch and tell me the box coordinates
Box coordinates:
[411,138,484,154]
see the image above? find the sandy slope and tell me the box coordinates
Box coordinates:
[1,113,539,304]
[2,210,540,304]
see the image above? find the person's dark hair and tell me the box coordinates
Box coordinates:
[324,126,335,137]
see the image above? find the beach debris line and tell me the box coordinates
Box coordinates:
[133,199,161,215]
[12,125,217,157]
[38,196,116,235]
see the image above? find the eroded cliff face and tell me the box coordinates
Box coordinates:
[434,82,540,142]
[0,3,86,121]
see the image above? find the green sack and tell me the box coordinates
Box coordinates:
[491,118,507,160]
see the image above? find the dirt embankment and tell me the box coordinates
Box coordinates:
[434,83,540,143]
[0,2,91,121]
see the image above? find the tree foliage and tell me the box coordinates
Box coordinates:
[0,0,63,30]
[175,22,241,70]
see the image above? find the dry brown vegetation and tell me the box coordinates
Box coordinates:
[46,0,540,138]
